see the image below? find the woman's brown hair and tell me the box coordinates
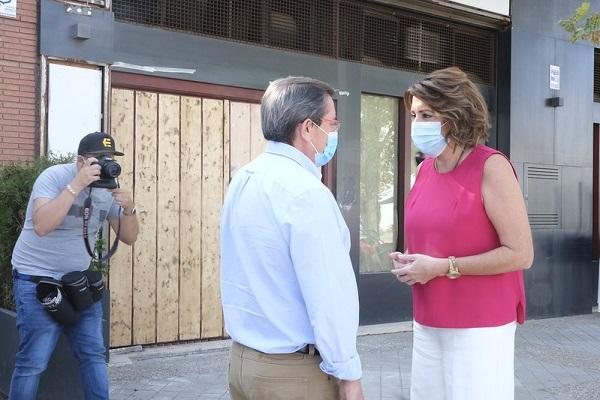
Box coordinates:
[404,67,491,148]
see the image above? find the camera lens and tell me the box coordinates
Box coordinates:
[104,162,121,178]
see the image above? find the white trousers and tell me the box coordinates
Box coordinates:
[410,320,517,400]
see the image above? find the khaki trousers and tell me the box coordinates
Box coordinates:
[228,341,338,400]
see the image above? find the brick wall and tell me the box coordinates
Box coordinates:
[0,0,38,163]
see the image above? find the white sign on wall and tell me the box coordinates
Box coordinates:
[549,65,560,90]
[48,64,103,156]
[0,0,17,18]
[447,0,510,16]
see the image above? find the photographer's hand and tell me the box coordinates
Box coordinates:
[69,157,101,193]
[108,188,139,245]
[32,157,101,236]
[108,188,134,213]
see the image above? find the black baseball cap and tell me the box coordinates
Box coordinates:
[77,132,124,156]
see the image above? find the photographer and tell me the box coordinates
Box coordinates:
[9,132,138,400]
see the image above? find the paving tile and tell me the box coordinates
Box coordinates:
[100,314,600,400]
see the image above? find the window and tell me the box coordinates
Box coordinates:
[359,94,399,273]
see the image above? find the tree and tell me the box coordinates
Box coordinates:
[559,1,600,46]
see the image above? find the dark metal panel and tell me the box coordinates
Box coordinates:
[551,230,596,315]
[113,22,498,108]
[594,126,600,261]
[512,0,598,319]
[486,86,498,149]
[561,166,582,231]
[524,230,555,317]
[525,229,595,317]
[335,63,362,274]
[496,27,511,155]
[40,0,114,64]
[511,0,600,43]
[582,167,594,236]
[359,276,413,324]
[358,65,495,109]
[359,66,423,98]
[113,22,346,92]
[509,29,555,164]
[595,49,600,102]
[594,103,600,124]
[555,41,594,167]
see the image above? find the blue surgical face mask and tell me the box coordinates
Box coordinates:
[309,122,338,167]
[411,121,448,157]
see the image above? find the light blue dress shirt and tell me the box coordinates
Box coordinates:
[220,140,362,381]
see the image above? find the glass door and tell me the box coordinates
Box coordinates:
[357,93,413,324]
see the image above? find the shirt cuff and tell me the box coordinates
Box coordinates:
[319,353,362,381]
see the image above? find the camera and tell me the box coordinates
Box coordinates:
[90,155,121,189]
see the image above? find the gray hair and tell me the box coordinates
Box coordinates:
[261,76,335,144]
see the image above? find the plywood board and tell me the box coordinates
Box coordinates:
[179,96,203,340]
[249,103,265,160]
[221,100,230,338]
[156,94,181,342]
[108,88,134,347]
[132,91,158,345]
[228,102,251,178]
[201,99,224,339]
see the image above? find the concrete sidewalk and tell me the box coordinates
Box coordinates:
[109,313,600,400]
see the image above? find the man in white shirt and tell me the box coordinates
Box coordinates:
[220,76,363,400]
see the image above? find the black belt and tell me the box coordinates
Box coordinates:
[12,270,51,283]
[296,344,320,356]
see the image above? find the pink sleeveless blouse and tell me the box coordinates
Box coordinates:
[405,144,526,328]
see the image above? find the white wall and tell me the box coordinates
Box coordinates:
[47,63,102,156]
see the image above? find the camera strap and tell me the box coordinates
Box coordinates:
[83,187,121,262]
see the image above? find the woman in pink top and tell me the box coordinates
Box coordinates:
[390,67,534,400]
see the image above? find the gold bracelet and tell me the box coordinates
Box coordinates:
[65,184,77,197]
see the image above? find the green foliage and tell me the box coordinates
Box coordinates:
[0,153,74,310]
[89,225,109,277]
[559,1,600,46]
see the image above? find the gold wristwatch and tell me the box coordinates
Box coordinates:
[446,256,461,279]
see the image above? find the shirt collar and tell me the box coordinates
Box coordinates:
[264,141,321,179]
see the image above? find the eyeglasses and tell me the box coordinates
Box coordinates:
[320,117,342,129]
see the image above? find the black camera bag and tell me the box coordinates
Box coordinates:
[36,279,80,326]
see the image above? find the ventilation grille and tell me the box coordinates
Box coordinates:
[112,0,497,85]
[528,213,560,227]
[595,48,600,103]
[525,164,561,229]
[526,166,560,180]
[338,3,496,84]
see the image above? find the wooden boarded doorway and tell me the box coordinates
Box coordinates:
[108,76,265,347]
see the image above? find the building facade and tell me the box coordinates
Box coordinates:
[0,0,598,347]
[0,0,38,162]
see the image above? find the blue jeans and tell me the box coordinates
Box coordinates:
[9,277,108,400]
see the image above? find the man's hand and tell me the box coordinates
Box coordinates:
[339,379,363,400]
[108,187,139,245]
[71,157,101,192]
[108,188,135,214]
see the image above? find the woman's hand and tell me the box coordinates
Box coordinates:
[389,252,447,286]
